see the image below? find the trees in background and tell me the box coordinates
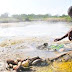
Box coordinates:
[11,14,52,21]
[1,13,9,18]
[0,13,71,22]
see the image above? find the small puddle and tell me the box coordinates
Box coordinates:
[12,44,60,58]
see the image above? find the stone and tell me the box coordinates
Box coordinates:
[13,65,19,70]
[22,60,29,67]
[37,43,49,50]
[59,48,65,52]
[32,59,42,66]
[7,59,18,65]
[8,64,13,68]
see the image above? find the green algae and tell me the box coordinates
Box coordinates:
[49,44,64,50]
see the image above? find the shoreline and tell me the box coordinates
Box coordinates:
[0,36,72,72]
[0,17,71,23]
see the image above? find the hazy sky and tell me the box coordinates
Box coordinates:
[0,0,72,15]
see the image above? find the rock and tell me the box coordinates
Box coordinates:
[50,53,67,62]
[59,48,65,52]
[65,48,72,52]
[43,43,48,47]
[18,62,21,66]
[37,43,49,50]
[40,60,48,66]
[62,54,72,62]
[8,64,13,68]
[17,58,22,62]
[22,60,29,67]
[45,58,52,64]
[16,66,31,72]
[54,49,57,52]
[32,59,42,66]
[13,65,19,70]
[30,56,41,62]
[59,47,72,52]
[7,59,18,65]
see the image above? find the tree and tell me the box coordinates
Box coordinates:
[1,13,9,18]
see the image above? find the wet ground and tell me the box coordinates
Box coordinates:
[0,21,72,72]
[0,36,72,72]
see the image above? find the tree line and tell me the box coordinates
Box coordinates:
[0,13,71,23]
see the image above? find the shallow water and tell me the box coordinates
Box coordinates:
[14,45,59,58]
[0,21,71,37]
[0,21,72,58]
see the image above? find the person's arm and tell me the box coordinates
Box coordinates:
[54,29,72,42]
[60,33,68,40]
[54,6,72,42]
[54,33,68,42]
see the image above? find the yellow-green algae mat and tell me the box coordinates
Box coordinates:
[35,61,72,72]
[35,51,72,72]
[52,61,72,72]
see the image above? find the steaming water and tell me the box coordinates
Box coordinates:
[0,21,72,58]
[0,21,71,37]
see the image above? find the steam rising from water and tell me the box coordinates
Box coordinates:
[0,22,70,37]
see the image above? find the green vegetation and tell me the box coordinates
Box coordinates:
[0,13,72,23]
[49,44,64,50]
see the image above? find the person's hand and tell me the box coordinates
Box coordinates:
[68,30,72,41]
[54,38,61,42]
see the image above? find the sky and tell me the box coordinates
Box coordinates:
[0,0,72,15]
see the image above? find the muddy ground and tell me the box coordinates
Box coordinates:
[0,37,72,72]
